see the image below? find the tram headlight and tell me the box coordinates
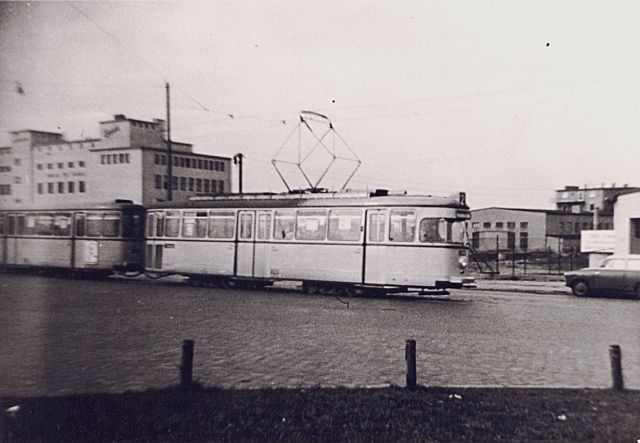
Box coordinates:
[458,253,468,273]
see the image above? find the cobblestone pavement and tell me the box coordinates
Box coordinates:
[0,273,638,397]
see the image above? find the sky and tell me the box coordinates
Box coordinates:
[1,1,639,209]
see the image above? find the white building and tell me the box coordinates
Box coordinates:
[0,114,232,208]
[613,191,640,255]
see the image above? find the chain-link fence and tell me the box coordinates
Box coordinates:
[467,235,589,277]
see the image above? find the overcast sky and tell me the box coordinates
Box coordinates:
[1,1,639,208]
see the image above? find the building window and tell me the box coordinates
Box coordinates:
[68,182,75,193]
[519,232,528,250]
[196,178,202,192]
[161,155,167,166]
[633,219,640,239]
[574,222,580,234]
[507,222,515,229]
[58,162,64,169]
[172,176,178,191]
[174,156,179,166]
[471,222,479,229]
[185,158,191,168]
[48,163,53,169]
[14,158,21,166]
[495,222,503,229]
[218,180,224,193]
[483,222,491,229]
[68,162,74,168]
[155,175,162,189]
[180,177,186,191]
[37,183,43,194]
[507,232,516,249]
[154,154,160,165]
[58,182,64,193]
[37,164,43,170]
[79,161,85,168]
[79,181,86,193]
[520,222,528,230]
[180,157,185,167]
[211,180,217,193]
[14,177,21,184]
[119,154,125,163]
[204,179,210,193]
[48,183,54,194]
[214,161,219,171]
[472,231,480,249]
[188,177,194,191]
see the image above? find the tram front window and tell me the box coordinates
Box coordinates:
[419,218,465,243]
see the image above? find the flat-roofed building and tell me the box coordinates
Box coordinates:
[470,207,595,253]
[1,114,232,207]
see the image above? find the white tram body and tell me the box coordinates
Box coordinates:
[0,202,145,276]
[146,190,473,292]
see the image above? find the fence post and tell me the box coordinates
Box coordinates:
[511,245,515,277]
[523,248,527,275]
[557,237,562,275]
[496,236,500,275]
[609,345,624,391]
[405,339,417,391]
[180,339,195,388]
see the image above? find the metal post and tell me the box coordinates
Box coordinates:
[234,153,244,194]
[609,345,624,391]
[496,235,500,274]
[405,339,416,390]
[166,82,173,202]
[557,237,562,275]
[180,339,194,388]
[523,248,527,275]
[511,244,515,277]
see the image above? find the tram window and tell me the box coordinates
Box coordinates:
[257,213,271,240]
[54,214,71,236]
[147,213,156,237]
[389,209,416,242]
[103,213,121,237]
[182,211,207,238]
[165,211,180,237]
[368,211,386,242]
[122,213,144,238]
[0,214,4,235]
[274,210,295,240]
[296,210,327,241]
[419,218,445,243]
[239,213,253,240]
[36,214,54,236]
[208,211,235,239]
[328,209,362,241]
[86,213,102,237]
[76,214,86,237]
[25,214,37,236]
[17,215,26,235]
[156,214,165,237]
[450,220,465,243]
[8,215,16,235]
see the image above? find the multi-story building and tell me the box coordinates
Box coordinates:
[470,207,595,253]
[0,114,232,207]
[554,184,640,229]
[613,191,640,255]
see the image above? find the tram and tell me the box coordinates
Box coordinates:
[0,201,145,277]
[145,189,473,293]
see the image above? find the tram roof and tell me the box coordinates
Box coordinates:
[147,190,469,210]
[0,200,145,212]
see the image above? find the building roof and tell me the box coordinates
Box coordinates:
[555,185,639,192]
[472,207,594,216]
[9,129,63,136]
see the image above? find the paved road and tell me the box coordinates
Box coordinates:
[0,273,638,396]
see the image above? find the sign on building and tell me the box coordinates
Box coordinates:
[580,230,615,253]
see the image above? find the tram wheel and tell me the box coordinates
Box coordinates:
[341,285,358,297]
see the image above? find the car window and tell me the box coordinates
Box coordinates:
[604,259,626,269]
[627,260,640,270]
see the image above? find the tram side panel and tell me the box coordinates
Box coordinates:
[6,237,73,269]
[365,245,460,288]
[269,242,363,283]
[146,239,235,276]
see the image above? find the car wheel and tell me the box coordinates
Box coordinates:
[572,280,590,297]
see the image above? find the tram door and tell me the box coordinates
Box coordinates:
[236,211,255,277]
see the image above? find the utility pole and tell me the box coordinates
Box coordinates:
[166,82,173,201]
[234,153,244,194]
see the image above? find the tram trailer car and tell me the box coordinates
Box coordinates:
[0,201,145,277]
[145,190,473,294]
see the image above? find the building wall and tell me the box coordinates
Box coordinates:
[614,192,640,255]
[469,209,547,251]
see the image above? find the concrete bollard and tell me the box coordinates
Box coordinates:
[405,339,417,390]
[609,345,624,391]
[181,339,195,388]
